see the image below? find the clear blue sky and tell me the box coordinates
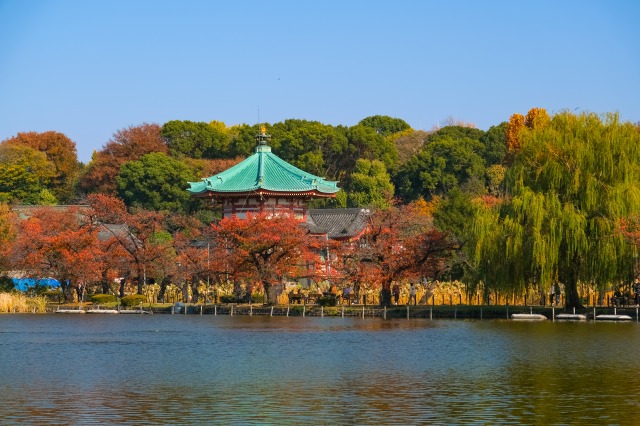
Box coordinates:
[1,0,638,163]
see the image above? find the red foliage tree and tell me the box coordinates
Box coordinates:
[10,206,104,301]
[211,213,316,304]
[342,204,458,306]
[87,194,172,296]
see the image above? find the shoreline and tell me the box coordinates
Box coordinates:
[37,303,640,320]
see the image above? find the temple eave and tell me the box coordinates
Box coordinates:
[191,189,337,199]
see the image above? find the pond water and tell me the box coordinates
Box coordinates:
[1,314,639,425]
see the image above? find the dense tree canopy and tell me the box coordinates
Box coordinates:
[343,159,394,209]
[161,120,232,159]
[116,152,200,213]
[394,127,486,202]
[358,115,411,137]
[4,109,640,309]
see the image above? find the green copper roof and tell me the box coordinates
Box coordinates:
[188,144,340,196]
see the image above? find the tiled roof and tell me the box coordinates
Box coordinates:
[187,144,340,196]
[304,208,370,239]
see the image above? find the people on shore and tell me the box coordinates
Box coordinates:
[392,283,400,305]
[408,284,417,306]
[342,286,353,305]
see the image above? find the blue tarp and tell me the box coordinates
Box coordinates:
[12,278,61,291]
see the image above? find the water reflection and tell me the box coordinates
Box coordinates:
[0,315,639,424]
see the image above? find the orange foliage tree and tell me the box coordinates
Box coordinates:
[506,113,525,161]
[4,131,80,203]
[210,213,317,304]
[10,206,104,301]
[506,108,550,165]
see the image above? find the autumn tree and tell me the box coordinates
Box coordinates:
[390,129,429,167]
[505,113,525,163]
[345,204,458,307]
[10,206,104,301]
[211,213,315,304]
[0,143,57,204]
[79,123,167,195]
[88,194,173,296]
[3,131,81,203]
[0,203,17,271]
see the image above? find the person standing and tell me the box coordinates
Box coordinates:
[550,283,556,306]
[392,283,400,305]
[634,279,640,306]
[409,283,417,306]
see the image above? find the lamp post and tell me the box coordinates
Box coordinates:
[177,261,182,304]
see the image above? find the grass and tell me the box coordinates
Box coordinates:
[0,292,48,313]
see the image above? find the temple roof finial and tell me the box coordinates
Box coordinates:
[256,124,270,146]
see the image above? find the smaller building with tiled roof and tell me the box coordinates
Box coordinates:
[304,208,370,241]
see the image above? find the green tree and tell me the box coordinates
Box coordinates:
[269,120,350,181]
[479,123,508,166]
[394,133,486,202]
[345,124,398,173]
[227,124,260,158]
[358,115,411,137]
[427,125,485,144]
[344,159,394,209]
[470,111,640,309]
[116,152,200,213]
[161,120,232,159]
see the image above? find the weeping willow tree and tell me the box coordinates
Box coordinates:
[468,110,640,309]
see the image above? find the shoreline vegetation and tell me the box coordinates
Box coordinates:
[1,293,638,320]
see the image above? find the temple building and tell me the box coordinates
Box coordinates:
[187,127,340,221]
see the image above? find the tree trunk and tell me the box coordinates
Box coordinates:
[60,279,73,302]
[100,271,111,294]
[158,276,171,303]
[561,255,584,310]
[564,278,583,310]
[190,276,200,303]
[263,281,274,305]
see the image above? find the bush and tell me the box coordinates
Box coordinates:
[0,276,15,292]
[317,296,337,307]
[120,294,147,307]
[90,294,116,304]
[43,289,63,302]
[220,295,238,304]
